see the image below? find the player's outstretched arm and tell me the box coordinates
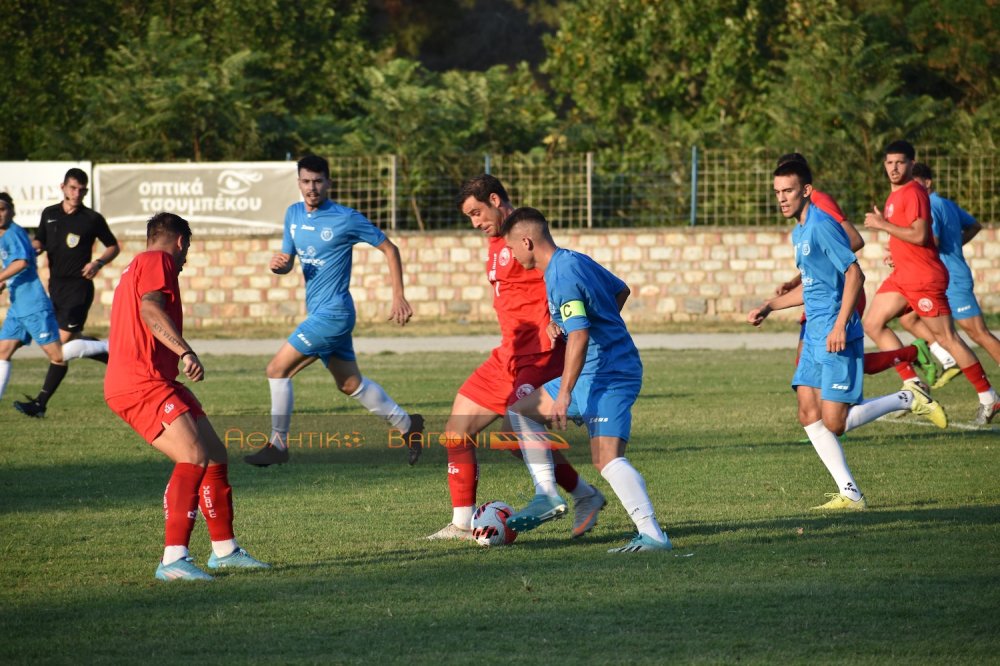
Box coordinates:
[0,258,28,285]
[839,220,865,253]
[550,328,588,430]
[140,290,204,382]
[864,206,931,245]
[375,239,413,326]
[747,284,805,327]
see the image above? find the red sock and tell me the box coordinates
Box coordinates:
[894,361,918,382]
[447,442,478,507]
[961,362,992,393]
[164,462,206,548]
[865,346,917,375]
[199,464,235,542]
[554,461,580,493]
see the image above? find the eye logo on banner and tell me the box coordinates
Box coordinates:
[217,170,264,196]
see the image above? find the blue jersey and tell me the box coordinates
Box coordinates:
[545,248,642,379]
[282,200,387,318]
[0,222,52,317]
[929,192,975,292]
[793,204,863,345]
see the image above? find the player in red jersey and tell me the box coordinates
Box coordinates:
[105,212,270,580]
[426,175,605,540]
[863,140,998,425]
[770,154,932,378]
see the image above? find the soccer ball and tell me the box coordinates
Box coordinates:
[471,500,518,547]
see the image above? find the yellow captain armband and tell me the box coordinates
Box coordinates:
[560,300,587,320]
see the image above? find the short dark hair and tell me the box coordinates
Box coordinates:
[147,212,192,244]
[776,152,809,168]
[773,160,813,185]
[297,155,330,179]
[884,140,915,161]
[63,168,88,186]
[911,162,933,180]
[456,174,510,210]
[499,206,549,238]
[0,192,14,216]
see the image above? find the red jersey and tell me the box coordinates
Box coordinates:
[811,189,846,223]
[884,180,948,285]
[105,250,184,397]
[486,235,552,357]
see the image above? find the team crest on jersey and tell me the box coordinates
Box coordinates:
[887,204,894,218]
[0,248,7,261]
[66,233,81,248]
[321,227,333,241]
[515,383,535,400]
[498,247,511,267]
[918,298,933,312]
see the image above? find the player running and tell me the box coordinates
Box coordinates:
[0,193,65,406]
[245,155,424,467]
[105,212,269,581]
[500,207,671,552]
[15,168,119,418]
[896,162,1000,388]
[426,175,604,541]
[863,141,998,425]
[749,161,945,510]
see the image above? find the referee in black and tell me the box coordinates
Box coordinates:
[14,168,120,417]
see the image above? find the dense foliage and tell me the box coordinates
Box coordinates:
[2,0,996,167]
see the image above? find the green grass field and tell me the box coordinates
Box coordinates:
[1,349,998,664]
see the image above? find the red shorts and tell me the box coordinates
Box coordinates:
[458,346,565,415]
[877,273,951,317]
[106,381,205,444]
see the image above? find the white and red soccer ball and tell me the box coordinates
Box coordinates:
[471,500,518,546]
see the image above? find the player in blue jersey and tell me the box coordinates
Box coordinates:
[897,163,1000,396]
[747,162,945,511]
[498,207,672,553]
[0,193,66,405]
[245,156,424,466]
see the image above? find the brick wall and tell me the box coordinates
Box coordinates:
[4,227,998,328]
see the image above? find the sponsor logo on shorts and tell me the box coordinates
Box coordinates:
[918,298,933,312]
[589,416,609,423]
[297,333,312,347]
[514,383,535,400]
[957,305,972,312]
[498,247,511,267]
[831,383,849,390]
[164,402,176,414]
[321,227,333,241]
[66,233,80,248]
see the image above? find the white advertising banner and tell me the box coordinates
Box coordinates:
[0,161,93,228]
[94,162,300,236]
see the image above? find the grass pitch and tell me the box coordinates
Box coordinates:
[1,348,997,664]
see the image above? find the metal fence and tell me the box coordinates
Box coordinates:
[325,148,999,231]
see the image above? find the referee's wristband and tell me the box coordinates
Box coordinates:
[180,351,197,360]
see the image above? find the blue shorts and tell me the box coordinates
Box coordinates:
[0,309,61,346]
[287,312,356,365]
[792,338,863,404]
[544,374,641,441]
[947,285,981,321]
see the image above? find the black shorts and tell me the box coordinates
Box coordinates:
[48,278,95,333]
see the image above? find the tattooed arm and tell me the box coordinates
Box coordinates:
[140,290,204,382]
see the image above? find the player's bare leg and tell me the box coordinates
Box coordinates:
[505,389,568,531]
[918,313,998,422]
[326,355,424,463]
[957,315,1000,366]
[863,292,924,386]
[795,386,866,510]
[0,338,23,401]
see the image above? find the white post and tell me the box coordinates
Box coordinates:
[586,151,594,229]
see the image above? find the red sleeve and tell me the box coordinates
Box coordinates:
[135,252,176,299]
[811,190,846,223]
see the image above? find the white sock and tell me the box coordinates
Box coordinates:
[0,360,10,401]
[569,477,596,500]
[269,377,293,450]
[930,342,956,369]
[979,388,999,406]
[61,338,108,360]
[803,420,862,501]
[452,505,474,530]
[508,407,557,496]
[600,457,667,542]
[350,377,410,432]
[211,538,239,557]
[162,545,189,565]
[845,391,912,432]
